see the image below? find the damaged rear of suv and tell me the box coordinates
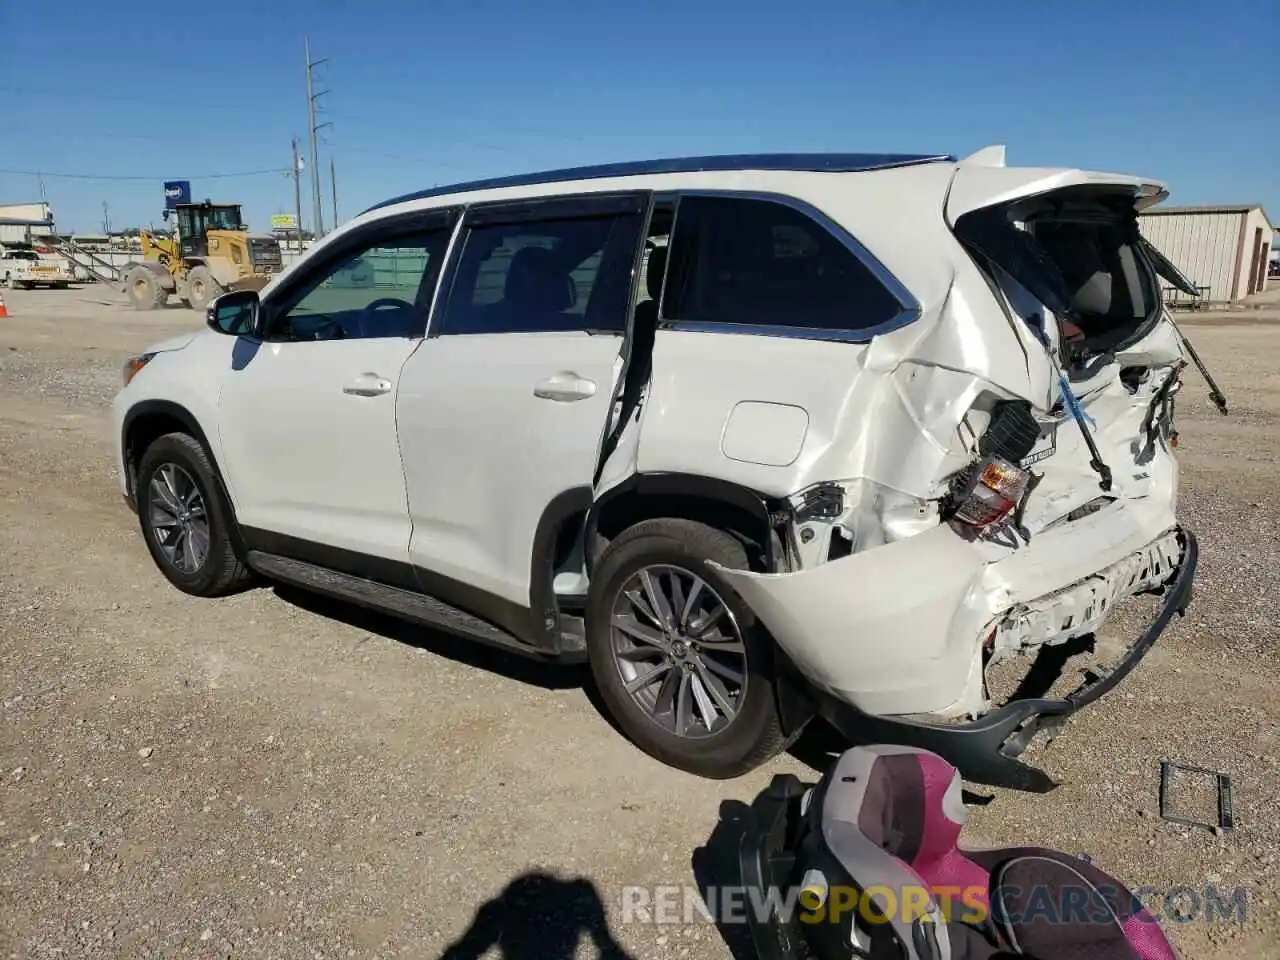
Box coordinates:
[664,148,1219,790]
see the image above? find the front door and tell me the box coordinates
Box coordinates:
[217,210,455,564]
[397,193,648,613]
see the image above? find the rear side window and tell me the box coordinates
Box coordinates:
[660,196,905,333]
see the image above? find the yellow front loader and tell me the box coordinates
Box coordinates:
[119,202,283,311]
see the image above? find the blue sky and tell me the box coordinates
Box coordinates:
[1,0,1276,234]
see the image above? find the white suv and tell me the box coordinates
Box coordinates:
[111,148,1215,789]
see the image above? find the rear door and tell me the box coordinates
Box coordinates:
[626,192,919,498]
[396,192,648,614]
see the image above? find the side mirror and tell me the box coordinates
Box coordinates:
[207,289,261,337]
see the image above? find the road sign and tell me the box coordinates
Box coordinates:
[163,181,191,211]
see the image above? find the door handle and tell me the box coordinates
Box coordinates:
[342,373,393,397]
[534,372,597,402]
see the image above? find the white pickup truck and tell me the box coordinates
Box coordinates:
[1,248,74,289]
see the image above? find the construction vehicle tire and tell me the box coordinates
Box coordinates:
[125,267,168,311]
[186,266,223,312]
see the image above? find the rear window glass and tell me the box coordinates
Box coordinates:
[1030,221,1150,320]
[661,196,904,332]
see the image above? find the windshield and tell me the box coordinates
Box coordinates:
[7,251,38,260]
[208,207,243,230]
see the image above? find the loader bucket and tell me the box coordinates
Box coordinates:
[226,275,273,294]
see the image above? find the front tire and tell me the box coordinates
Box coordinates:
[585,518,787,778]
[136,432,252,597]
[186,266,223,312]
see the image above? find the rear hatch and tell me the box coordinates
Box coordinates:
[942,164,1227,531]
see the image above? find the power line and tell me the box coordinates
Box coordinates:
[0,167,290,181]
[330,143,472,170]
[347,91,590,144]
[3,129,209,145]
[324,110,515,153]
[0,84,260,112]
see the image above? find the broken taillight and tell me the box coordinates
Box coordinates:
[951,456,1032,529]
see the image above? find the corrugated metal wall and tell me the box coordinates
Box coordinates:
[1138,211,1243,302]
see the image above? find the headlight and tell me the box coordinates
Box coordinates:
[122,353,156,386]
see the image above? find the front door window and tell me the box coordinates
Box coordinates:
[268,232,450,342]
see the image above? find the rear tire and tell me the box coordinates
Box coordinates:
[585,517,787,778]
[186,266,223,312]
[125,267,168,310]
[136,432,252,597]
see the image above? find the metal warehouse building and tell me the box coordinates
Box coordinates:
[1138,203,1274,305]
[0,202,56,246]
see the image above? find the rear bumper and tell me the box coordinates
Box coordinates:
[716,487,1184,718]
[814,526,1197,792]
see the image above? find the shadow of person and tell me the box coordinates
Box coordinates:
[690,799,759,960]
[439,871,637,959]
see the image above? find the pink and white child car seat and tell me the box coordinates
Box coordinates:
[740,745,1179,960]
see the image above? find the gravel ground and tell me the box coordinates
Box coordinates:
[1,287,1277,960]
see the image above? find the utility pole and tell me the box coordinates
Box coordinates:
[330,156,338,228]
[101,201,111,235]
[290,137,304,249]
[305,36,331,237]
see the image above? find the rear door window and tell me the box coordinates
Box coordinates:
[660,196,907,334]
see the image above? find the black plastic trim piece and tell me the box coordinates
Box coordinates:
[463,192,648,226]
[120,400,241,556]
[238,526,551,654]
[121,399,214,476]
[528,487,595,653]
[815,526,1198,793]
[1158,759,1234,832]
[244,550,556,662]
[585,472,781,574]
[362,153,955,214]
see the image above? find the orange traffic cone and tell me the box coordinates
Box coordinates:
[0,292,8,318]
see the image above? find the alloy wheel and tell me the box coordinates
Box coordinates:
[147,463,211,574]
[609,564,748,739]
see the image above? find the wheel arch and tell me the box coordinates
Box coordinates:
[121,400,243,552]
[586,473,785,576]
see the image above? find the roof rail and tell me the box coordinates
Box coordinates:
[363,151,956,214]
